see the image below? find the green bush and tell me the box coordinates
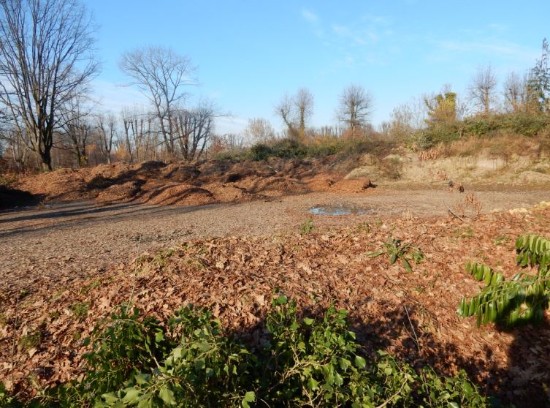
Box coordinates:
[248,143,274,161]
[6,296,489,407]
[503,113,550,137]
[414,123,461,150]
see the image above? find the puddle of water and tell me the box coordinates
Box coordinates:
[309,204,373,216]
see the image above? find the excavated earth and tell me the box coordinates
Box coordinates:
[1,157,550,406]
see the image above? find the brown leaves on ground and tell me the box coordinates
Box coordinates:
[1,206,550,405]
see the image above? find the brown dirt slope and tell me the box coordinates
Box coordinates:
[13,158,369,208]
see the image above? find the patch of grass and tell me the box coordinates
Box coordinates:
[379,156,403,180]
[81,279,102,295]
[48,310,61,320]
[453,226,475,239]
[19,330,42,351]
[70,302,89,320]
[299,217,315,234]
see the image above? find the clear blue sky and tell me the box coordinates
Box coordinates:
[87,1,550,135]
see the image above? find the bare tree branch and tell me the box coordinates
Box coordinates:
[0,0,98,170]
[120,46,195,157]
[337,84,372,136]
[468,65,497,115]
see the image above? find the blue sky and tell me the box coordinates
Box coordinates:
[88,1,550,134]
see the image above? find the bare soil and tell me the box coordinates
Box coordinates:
[1,158,550,406]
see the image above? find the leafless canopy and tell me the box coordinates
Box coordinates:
[120,46,195,156]
[503,72,527,113]
[0,0,97,170]
[244,118,276,143]
[468,65,497,115]
[275,88,313,141]
[337,85,372,135]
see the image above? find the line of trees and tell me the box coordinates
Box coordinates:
[0,0,549,172]
[0,0,218,172]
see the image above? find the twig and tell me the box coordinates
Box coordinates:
[375,377,410,408]
[403,305,420,352]
[447,206,465,222]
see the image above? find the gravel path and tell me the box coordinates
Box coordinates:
[1,187,548,294]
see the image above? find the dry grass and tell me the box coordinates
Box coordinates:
[443,134,544,160]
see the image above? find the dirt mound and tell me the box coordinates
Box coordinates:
[145,184,216,206]
[14,158,354,207]
[96,180,145,203]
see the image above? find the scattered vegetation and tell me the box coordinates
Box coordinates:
[299,217,315,235]
[459,234,550,327]
[2,296,488,407]
[368,238,424,273]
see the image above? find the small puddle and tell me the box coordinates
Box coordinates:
[309,204,373,216]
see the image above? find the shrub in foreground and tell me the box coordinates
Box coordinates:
[4,297,488,407]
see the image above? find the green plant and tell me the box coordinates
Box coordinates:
[458,234,550,326]
[368,238,424,272]
[71,302,90,320]
[99,305,252,408]
[300,217,315,234]
[0,382,17,407]
[13,297,488,407]
[19,330,42,351]
[418,367,488,407]
[79,303,171,402]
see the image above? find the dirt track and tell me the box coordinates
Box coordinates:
[1,186,548,295]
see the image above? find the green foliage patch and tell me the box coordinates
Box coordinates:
[459,234,550,327]
[368,238,424,273]
[4,297,488,407]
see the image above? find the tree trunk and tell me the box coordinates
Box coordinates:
[40,149,53,171]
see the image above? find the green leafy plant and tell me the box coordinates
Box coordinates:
[368,238,424,272]
[10,297,488,407]
[418,367,488,407]
[79,303,171,402]
[300,217,315,235]
[458,234,550,327]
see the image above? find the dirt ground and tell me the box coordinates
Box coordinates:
[1,158,550,406]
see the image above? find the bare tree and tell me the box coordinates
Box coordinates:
[121,108,156,163]
[244,118,276,143]
[120,46,195,157]
[96,114,117,164]
[173,103,215,161]
[468,65,498,115]
[59,94,95,167]
[275,94,297,139]
[503,72,528,113]
[295,88,313,140]
[0,0,97,171]
[337,84,373,136]
[275,88,314,141]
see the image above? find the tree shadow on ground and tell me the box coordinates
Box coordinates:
[500,321,550,407]
[230,301,549,407]
[0,185,44,210]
